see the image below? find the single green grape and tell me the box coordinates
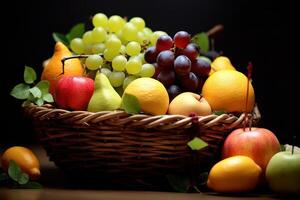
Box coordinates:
[106,37,121,52]
[112,55,127,71]
[108,15,125,33]
[84,44,93,54]
[125,58,142,74]
[70,38,85,54]
[143,27,153,42]
[123,76,137,90]
[139,63,155,77]
[137,31,147,44]
[122,22,138,42]
[129,17,145,31]
[92,43,106,54]
[125,41,141,56]
[109,71,125,87]
[100,68,112,77]
[82,31,94,45]
[103,49,119,62]
[92,13,108,28]
[150,31,167,45]
[92,27,107,43]
[138,53,146,64]
[85,55,103,70]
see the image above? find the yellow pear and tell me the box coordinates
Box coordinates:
[209,56,236,76]
[41,42,84,95]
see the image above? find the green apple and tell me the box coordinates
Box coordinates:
[266,150,300,194]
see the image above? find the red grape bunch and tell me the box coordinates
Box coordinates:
[144,31,211,100]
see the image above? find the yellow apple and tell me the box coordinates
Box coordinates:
[168,92,212,116]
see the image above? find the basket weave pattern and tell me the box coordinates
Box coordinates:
[25,104,260,179]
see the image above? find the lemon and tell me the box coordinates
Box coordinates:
[202,70,255,113]
[122,78,169,115]
[207,156,262,193]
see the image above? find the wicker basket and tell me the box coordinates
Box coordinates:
[24,104,260,186]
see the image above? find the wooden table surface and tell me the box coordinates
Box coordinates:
[0,145,282,200]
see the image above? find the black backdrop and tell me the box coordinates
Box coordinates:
[1,0,297,147]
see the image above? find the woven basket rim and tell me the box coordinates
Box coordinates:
[24,103,260,131]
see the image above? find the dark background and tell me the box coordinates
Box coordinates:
[1,0,297,148]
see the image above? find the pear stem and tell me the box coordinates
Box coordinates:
[60,54,103,75]
[243,62,253,131]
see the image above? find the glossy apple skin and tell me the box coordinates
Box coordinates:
[55,76,94,111]
[266,151,300,194]
[222,128,280,171]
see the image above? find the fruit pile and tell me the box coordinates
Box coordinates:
[9,12,300,195]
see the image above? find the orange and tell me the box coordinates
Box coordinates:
[1,146,40,180]
[207,155,262,193]
[202,70,255,113]
[41,42,84,95]
[122,78,169,115]
[209,56,236,76]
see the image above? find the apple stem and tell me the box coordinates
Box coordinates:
[243,62,253,132]
[60,54,103,75]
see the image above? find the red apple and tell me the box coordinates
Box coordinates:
[222,127,280,171]
[55,76,94,111]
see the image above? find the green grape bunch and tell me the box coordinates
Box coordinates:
[68,13,168,93]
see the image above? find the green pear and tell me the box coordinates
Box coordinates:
[87,72,121,112]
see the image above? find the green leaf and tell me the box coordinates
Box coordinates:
[66,23,85,42]
[0,172,9,181]
[52,32,69,46]
[29,87,42,98]
[18,173,29,185]
[21,181,43,189]
[35,98,44,106]
[43,93,54,103]
[121,93,141,114]
[24,66,37,84]
[192,32,209,53]
[187,137,208,150]
[8,160,22,182]
[10,83,30,99]
[36,80,50,95]
[166,174,190,193]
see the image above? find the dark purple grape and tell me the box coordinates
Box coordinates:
[152,63,161,78]
[182,43,199,61]
[157,70,176,87]
[144,46,158,63]
[156,50,175,70]
[156,35,174,52]
[167,85,182,100]
[174,55,191,76]
[179,72,199,92]
[174,31,191,48]
[191,58,211,77]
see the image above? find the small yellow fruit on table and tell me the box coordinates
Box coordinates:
[1,146,40,180]
[207,155,262,193]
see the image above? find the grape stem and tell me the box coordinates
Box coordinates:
[60,54,103,75]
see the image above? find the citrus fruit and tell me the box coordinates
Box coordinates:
[207,155,262,193]
[209,56,236,75]
[1,146,40,180]
[122,78,169,115]
[41,42,84,95]
[202,70,255,113]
